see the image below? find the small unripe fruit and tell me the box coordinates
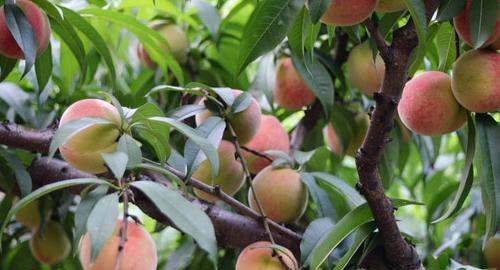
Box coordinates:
[0,0,50,59]
[15,200,48,229]
[193,140,245,202]
[346,42,386,96]
[248,166,308,223]
[398,71,467,136]
[454,0,500,50]
[324,111,369,156]
[137,22,189,68]
[79,220,157,270]
[30,221,71,265]
[321,0,378,26]
[451,49,499,112]
[376,0,407,13]
[244,115,290,174]
[236,241,299,270]
[484,236,500,269]
[59,99,122,174]
[274,57,316,110]
[196,89,262,144]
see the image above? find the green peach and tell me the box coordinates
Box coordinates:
[235,241,299,270]
[30,221,71,265]
[376,0,407,13]
[346,42,386,96]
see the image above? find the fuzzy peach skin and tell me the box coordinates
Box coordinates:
[196,89,262,144]
[244,115,290,174]
[193,140,245,202]
[137,22,189,68]
[15,200,49,229]
[248,166,308,223]
[80,220,157,270]
[346,42,386,96]
[324,111,369,156]
[398,71,467,136]
[0,0,50,59]
[321,0,378,26]
[454,0,500,50]
[236,241,299,270]
[376,0,406,13]
[451,49,500,112]
[484,235,500,269]
[59,99,122,174]
[274,57,316,110]
[30,221,71,265]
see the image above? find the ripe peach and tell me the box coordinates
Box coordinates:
[451,49,499,112]
[274,57,316,110]
[398,71,467,136]
[79,220,157,270]
[376,0,407,13]
[248,166,308,223]
[30,221,71,265]
[244,115,290,174]
[196,89,262,144]
[324,111,369,156]
[321,0,378,26]
[59,99,122,174]
[137,22,189,68]
[15,200,49,229]
[236,241,299,270]
[454,0,500,50]
[193,140,245,202]
[0,0,50,59]
[484,236,500,269]
[346,42,386,96]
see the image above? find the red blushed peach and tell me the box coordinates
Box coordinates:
[0,0,50,59]
[451,49,499,112]
[274,57,316,110]
[346,42,386,96]
[193,140,245,202]
[30,221,71,265]
[236,241,299,270]
[79,220,157,270]
[59,99,122,174]
[248,166,308,223]
[454,0,500,50]
[398,71,467,136]
[196,89,262,144]
[244,115,290,174]
[376,0,407,13]
[321,0,378,26]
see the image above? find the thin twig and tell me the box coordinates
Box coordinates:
[114,177,129,270]
[241,145,273,163]
[364,18,391,61]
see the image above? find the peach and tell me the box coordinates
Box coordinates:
[274,57,316,110]
[454,0,500,50]
[59,99,122,174]
[15,200,49,229]
[244,115,290,174]
[236,241,299,270]
[79,220,157,270]
[30,221,71,265]
[376,0,407,13]
[193,140,245,202]
[196,89,262,144]
[321,0,378,26]
[398,71,467,136]
[451,49,500,112]
[324,111,369,156]
[248,166,308,223]
[484,236,500,269]
[137,22,189,68]
[0,0,50,59]
[346,42,386,96]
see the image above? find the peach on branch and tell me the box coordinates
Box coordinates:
[58,99,122,174]
[248,166,308,223]
[235,241,299,270]
[0,0,50,59]
[30,221,71,265]
[454,0,500,50]
[15,200,48,229]
[193,140,245,202]
[376,0,407,13]
[346,42,386,96]
[398,71,467,136]
[484,235,500,269]
[274,57,316,110]
[244,115,290,174]
[324,111,370,156]
[79,220,157,270]
[321,0,378,26]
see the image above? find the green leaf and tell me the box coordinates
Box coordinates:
[475,114,500,242]
[131,181,218,265]
[0,54,17,82]
[231,92,252,114]
[0,148,32,197]
[306,0,331,23]
[468,0,498,48]
[312,172,365,207]
[86,193,119,261]
[288,7,310,56]
[301,218,334,262]
[101,152,128,180]
[301,172,336,219]
[436,0,467,22]
[117,134,142,169]
[402,0,428,43]
[237,0,303,74]
[333,222,376,270]
[191,0,221,37]
[432,114,475,223]
[167,104,206,121]
[34,43,52,92]
[436,22,457,72]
